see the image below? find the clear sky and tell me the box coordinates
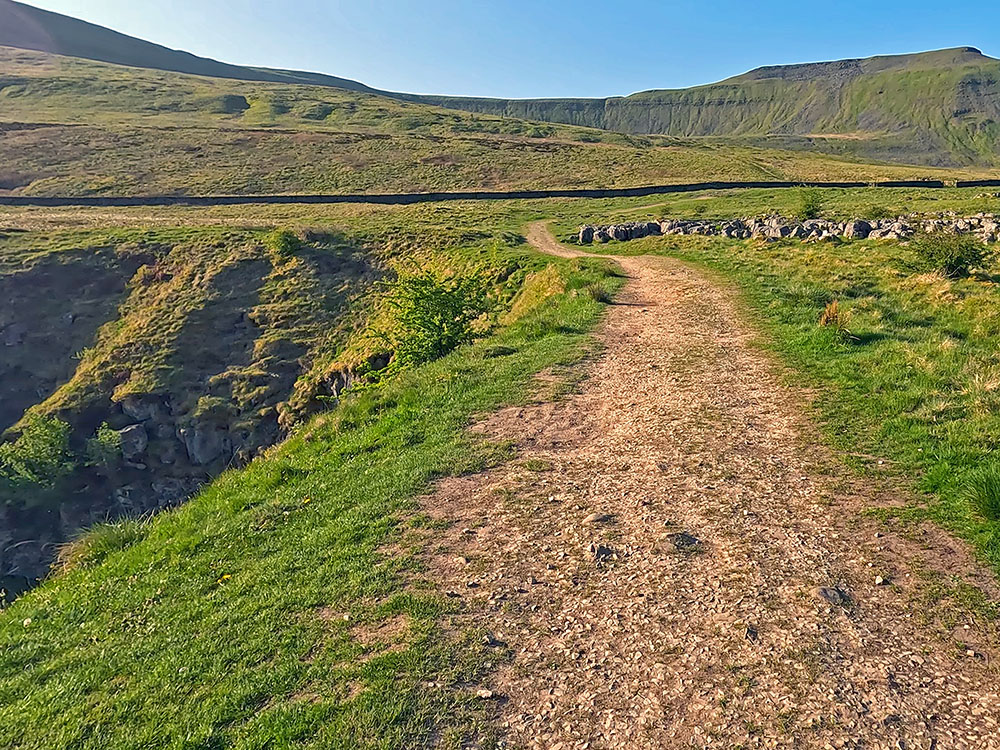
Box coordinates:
[23,0,1000,98]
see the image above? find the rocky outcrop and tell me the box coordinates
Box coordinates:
[120,395,170,423]
[578,213,1000,245]
[113,478,202,515]
[178,424,231,467]
[844,220,872,239]
[118,424,148,462]
[1,323,26,347]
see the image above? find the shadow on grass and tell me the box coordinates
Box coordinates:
[850,331,891,346]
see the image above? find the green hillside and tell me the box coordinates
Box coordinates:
[0,0,376,92]
[3,1,1000,168]
[409,48,1000,167]
[0,202,579,599]
[2,48,981,198]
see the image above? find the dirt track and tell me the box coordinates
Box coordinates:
[422,223,1000,748]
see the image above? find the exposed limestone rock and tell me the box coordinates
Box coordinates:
[178,424,231,466]
[114,477,201,515]
[118,424,148,462]
[120,394,169,423]
[2,323,26,346]
[845,220,872,239]
[580,222,661,244]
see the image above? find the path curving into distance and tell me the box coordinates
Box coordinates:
[4,179,1000,208]
[419,222,1000,748]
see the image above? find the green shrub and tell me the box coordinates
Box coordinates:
[0,414,73,490]
[963,466,1000,522]
[797,189,824,220]
[911,231,991,278]
[378,268,494,369]
[865,204,894,221]
[264,229,302,258]
[85,422,121,472]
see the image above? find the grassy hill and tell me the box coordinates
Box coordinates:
[3,1,1000,170]
[0,0,377,92]
[0,47,989,198]
[410,48,1000,167]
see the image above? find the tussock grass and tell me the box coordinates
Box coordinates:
[963,467,1000,522]
[584,282,615,304]
[818,300,856,344]
[56,517,151,573]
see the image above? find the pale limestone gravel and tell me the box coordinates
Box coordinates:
[419,224,1000,749]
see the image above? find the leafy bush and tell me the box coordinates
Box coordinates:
[911,231,991,278]
[797,189,824,220]
[963,466,1000,522]
[264,229,302,258]
[0,414,73,490]
[85,422,121,472]
[378,268,494,369]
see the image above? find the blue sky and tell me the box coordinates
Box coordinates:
[25,0,1000,97]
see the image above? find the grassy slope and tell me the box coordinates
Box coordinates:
[0,205,591,592]
[0,0,376,93]
[0,226,379,520]
[411,50,1000,168]
[0,205,623,747]
[5,228,372,422]
[0,47,986,197]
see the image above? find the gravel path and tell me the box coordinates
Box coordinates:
[421,223,1000,749]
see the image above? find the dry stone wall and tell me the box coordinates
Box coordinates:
[579,214,1000,245]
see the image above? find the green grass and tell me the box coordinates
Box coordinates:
[0,245,622,748]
